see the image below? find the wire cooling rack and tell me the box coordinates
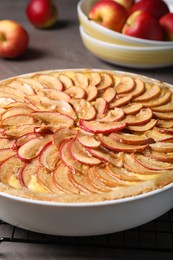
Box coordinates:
[0,209,173,253]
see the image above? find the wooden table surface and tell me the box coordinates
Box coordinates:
[0,1,173,259]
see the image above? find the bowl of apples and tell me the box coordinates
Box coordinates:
[77,0,173,68]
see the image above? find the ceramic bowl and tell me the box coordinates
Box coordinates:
[77,0,173,47]
[79,26,173,69]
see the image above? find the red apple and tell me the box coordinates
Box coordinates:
[0,20,29,58]
[88,0,128,32]
[122,10,164,41]
[160,13,173,41]
[129,0,170,20]
[26,0,58,28]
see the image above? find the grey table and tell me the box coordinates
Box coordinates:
[0,1,173,259]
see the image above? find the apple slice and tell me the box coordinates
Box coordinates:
[139,91,172,108]
[115,76,135,94]
[122,103,143,115]
[4,124,39,137]
[90,72,101,86]
[146,150,173,163]
[18,77,45,92]
[13,132,37,149]
[37,88,70,102]
[130,78,145,98]
[1,114,34,127]
[60,139,83,172]
[9,79,35,95]
[35,74,63,90]
[58,74,74,89]
[99,134,148,152]
[97,73,113,90]
[125,108,153,126]
[77,129,101,148]
[53,163,79,193]
[123,153,162,175]
[153,111,173,120]
[156,120,173,128]
[31,111,74,128]
[70,98,96,120]
[98,108,125,122]
[1,86,26,100]
[149,142,173,152]
[94,98,108,118]
[101,87,116,103]
[65,86,86,99]
[87,146,123,167]
[158,128,173,135]
[17,135,52,161]
[53,127,76,149]
[127,119,157,132]
[0,138,15,149]
[146,128,173,142]
[1,107,34,120]
[79,119,126,134]
[85,85,98,101]
[0,91,23,102]
[111,132,154,145]
[70,138,101,165]
[133,153,173,171]
[39,141,59,172]
[0,148,16,163]
[152,102,173,112]
[0,155,24,187]
[109,94,132,108]
[37,166,59,193]
[134,84,161,102]
[75,72,89,89]
[0,97,16,107]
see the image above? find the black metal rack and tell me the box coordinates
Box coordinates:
[0,209,173,253]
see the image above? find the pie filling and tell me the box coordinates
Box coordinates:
[0,69,173,203]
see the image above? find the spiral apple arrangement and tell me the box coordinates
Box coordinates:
[88,0,173,41]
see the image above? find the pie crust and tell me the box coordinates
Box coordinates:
[0,69,173,203]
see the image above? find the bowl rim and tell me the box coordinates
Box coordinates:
[0,68,173,208]
[77,0,173,46]
[80,25,173,51]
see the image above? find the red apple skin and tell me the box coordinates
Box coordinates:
[160,13,173,41]
[113,0,134,10]
[88,0,128,32]
[0,20,29,58]
[122,10,164,41]
[129,0,170,20]
[26,0,58,28]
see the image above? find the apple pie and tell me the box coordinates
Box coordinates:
[0,69,173,203]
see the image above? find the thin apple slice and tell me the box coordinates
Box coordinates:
[149,142,173,152]
[35,74,63,90]
[98,108,125,122]
[37,88,70,102]
[99,134,148,152]
[13,132,37,149]
[9,79,35,95]
[53,127,76,149]
[111,132,154,145]
[133,153,173,171]
[125,108,153,126]
[37,166,60,193]
[115,76,135,94]
[123,153,162,175]
[130,78,145,98]
[0,148,16,163]
[107,164,142,182]
[77,129,101,148]
[85,85,98,101]
[109,94,132,108]
[1,114,34,127]
[90,72,101,86]
[122,103,143,115]
[97,73,113,90]
[58,74,73,89]
[152,102,173,112]
[153,111,173,120]
[65,86,86,99]
[75,72,89,89]
[140,91,172,108]
[0,86,26,99]
[158,128,173,135]
[0,97,16,107]
[70,98,96,120]
[18,77,45,92]
[87,146,123,167]
[1,107,34,120]
[60,139,83,172]
[94,98,108,118]
[146,150,173,163]
[79,119,126,134]
[134,84,161,102]
[156,120,173,128]
[0,91,23,102]
[101,87,116,103]
[146,128,173,142]
[0,138,15,149]
[39,142,59,172]
[31,111,74,128]
[0,155,24,187]
[17,136,52,161]
[70,138,101,165]
[53,163,79,193]
[4,124,39,137]
[127,119,157,132]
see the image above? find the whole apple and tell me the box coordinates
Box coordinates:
[160,13,173,41]
[129,0,170,20]
[0,20,29,58]
[122,10,164,41]
[26,0,58,28]
[112,0,134,10]
[88,0,128,32]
